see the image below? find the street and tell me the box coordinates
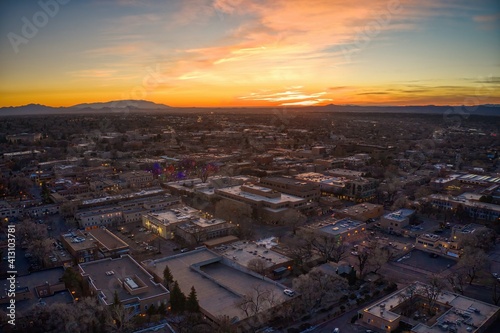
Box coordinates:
[311,306,369,333]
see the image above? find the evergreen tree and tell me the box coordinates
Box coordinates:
[146,304,156,321]
[163,264,174,289]
[157,302,167,318]
[186,286,200,313]
[169,280,186,313]
[112,290,121,307]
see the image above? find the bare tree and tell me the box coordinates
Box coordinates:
[458,248,490,285]
[423,275,445,316]
[309,234,347,263]
[447,271,466,295]
[284,235,313,268]
[292,267,348,313]
[235,295,253,317]
[356,249,371,279]
[459,228,497,253]
[366,242,391,274]
[280,209,306,233]
[397,284,419,317]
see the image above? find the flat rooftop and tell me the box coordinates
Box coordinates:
[81,188,166,206]
[216,186,304,204]
[261,176,313,187]
[62,230,97,251]
[77,205,122,218]
[144,248,290,322]
[144,206,204,226]
[88,228,129,251]
[0,267,65,300]
[314,218,365,236]
[80,255,168,305]
[384,209,415,221]
[362,283,500,333]
[218,241,292,269]
[339,203,382,216]
[326,168,366,178]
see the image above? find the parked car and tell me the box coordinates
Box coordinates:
[283,289,295,297]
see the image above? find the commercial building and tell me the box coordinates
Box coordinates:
[341,177,378,202]
[380,209,416,233]
[75,193,181,227]
[61,228,129,263]
[6,132,42,143]
[79,255,169,315]
[142,205,235,244]
[215,184,309,219]
[217,240,293,279]
[359,282,500,333]
[294,172,345,195]
[0,268,72,316]
[259,176,321,201]
[76,206,123,228]
[302,218,367,243]
[414,233,459,258]
[429,193,500,222]
[176,216,236,245]
[325,168,367,179]
[119,170,154,189]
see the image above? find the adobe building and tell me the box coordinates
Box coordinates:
[359,282,500,333]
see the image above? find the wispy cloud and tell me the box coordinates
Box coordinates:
[239,88,331,105]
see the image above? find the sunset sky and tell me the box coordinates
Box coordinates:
[1,0,499,107]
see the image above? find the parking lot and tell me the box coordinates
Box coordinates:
[396,249,456,274]
[112,223,181,261]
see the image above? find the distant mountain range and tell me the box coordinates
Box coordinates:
[72,99,170,110]
[0,100,498,116]
[318,104,500,116]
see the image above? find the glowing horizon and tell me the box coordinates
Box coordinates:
[0,0,499,108]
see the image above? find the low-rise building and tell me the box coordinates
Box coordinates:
[0,268,72,321]
[217,240,293,279]
[259,176,321,201]
[119,170,154,189]
[215,184,309,219]
[176,216,236,245]
[79,255,169,315]
[429,193,500,222]
[342,177,378,202]
[0,201,22,221]
[380,209,416,233]
[414,233,459,258]
[359,282,500,333]
[61,228,129,263]
[6,132,42,143]
[303,218,367,243]
[325,168,367,179]
[335,203,384,222]
[142,205,236,244]
[76,206,123,228]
